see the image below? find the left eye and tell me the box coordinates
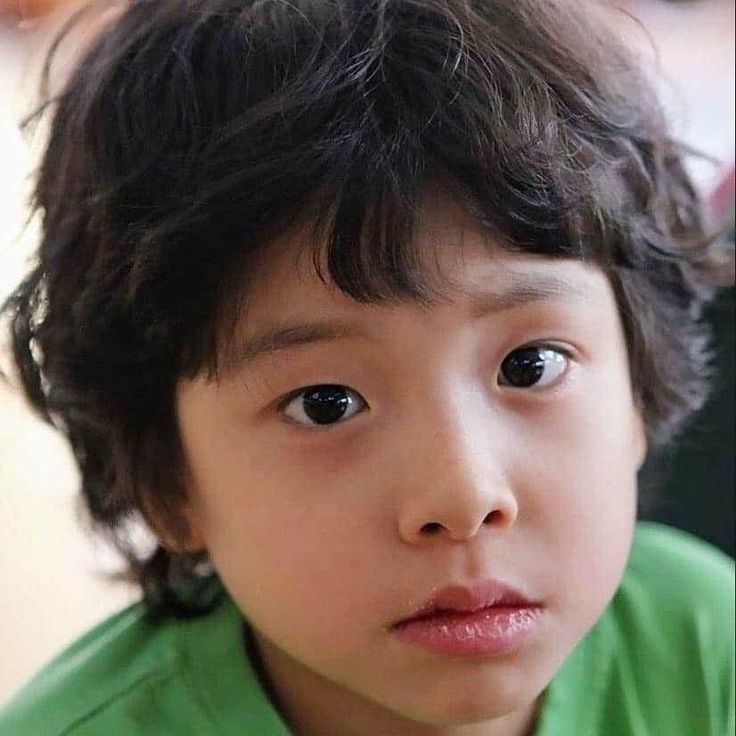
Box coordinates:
[497,345,569,389]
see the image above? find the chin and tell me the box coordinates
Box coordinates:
[397,677,537,727]
[405,703,522,729]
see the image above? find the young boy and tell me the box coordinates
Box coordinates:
[0,0,733,734]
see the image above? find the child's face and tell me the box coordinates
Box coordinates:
[175,192,645,733]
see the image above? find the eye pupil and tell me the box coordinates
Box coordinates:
[302,385,351,425]
[500,347,547,387]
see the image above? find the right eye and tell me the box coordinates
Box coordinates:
[280,384,368,428]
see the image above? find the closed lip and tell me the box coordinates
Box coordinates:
[392,579,541,628]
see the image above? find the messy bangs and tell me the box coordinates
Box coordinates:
[36,0,684,379]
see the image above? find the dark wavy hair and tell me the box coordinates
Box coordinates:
[2,0,731,621]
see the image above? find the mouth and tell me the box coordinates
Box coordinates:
[391,579,544,657]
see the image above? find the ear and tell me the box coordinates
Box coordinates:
[632,406,648,471]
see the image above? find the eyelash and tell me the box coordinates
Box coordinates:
[276,342,574,430]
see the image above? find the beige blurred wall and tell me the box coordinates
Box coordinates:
[0,9,139,707]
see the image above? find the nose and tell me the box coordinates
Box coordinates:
[396,400,519,545]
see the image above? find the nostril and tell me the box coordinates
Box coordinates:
[421,522,443,535]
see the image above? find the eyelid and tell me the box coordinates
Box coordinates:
[514,339,573,354]
[506,340,576,362]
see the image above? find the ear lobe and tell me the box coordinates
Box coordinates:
[633,409,648,470]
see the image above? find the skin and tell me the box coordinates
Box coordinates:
[172,191,646,736]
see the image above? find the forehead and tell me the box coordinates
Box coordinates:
[241,191,608,323]
[211,191,618,378]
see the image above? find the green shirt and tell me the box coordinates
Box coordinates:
[1,522,733,735]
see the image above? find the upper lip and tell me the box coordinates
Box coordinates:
[392,579,540,627]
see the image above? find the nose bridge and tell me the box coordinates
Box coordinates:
[428,390,492,483]
[396,382,518,544]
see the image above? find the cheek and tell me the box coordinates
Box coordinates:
[518,382,639,624]
[193,449,387,655]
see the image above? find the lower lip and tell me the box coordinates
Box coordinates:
[392,606,543,656]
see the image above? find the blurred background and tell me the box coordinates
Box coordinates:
[0,0,733,705]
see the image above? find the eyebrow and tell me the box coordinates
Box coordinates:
[464,273,586,319]
[224,273,587,372]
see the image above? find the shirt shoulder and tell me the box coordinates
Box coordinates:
[623,521,735,646]
[605,522,735,735]
[0,600,184,736]
[535,522,734,736]
[0,586,291,736]
[628,521,734,604]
